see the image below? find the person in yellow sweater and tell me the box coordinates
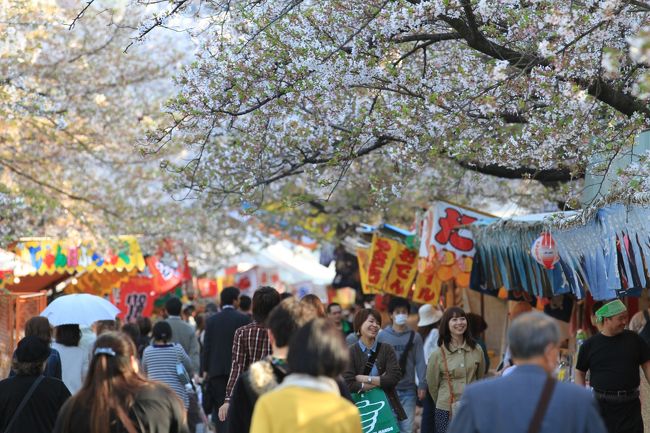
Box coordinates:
[250,318,362,433]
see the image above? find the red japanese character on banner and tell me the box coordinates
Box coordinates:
[395,264,413,279]
[398,248,417,264]
[434,207,477,252]
[389,279,406,296]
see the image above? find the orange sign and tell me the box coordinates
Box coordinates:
[366,236,399,294]
[357,248,375,295]
[413,268,442,304]
[384,245,418,297]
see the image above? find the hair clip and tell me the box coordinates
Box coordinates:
[94,347,116,357]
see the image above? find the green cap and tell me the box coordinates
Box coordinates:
[595,300,627,322]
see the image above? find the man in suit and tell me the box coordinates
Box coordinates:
[202,287,251,432]
[447,312,607,433]
[164,296,201,373]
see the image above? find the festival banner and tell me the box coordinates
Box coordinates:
[366,235,399,294]
[419,202,487,260]
[146,255,184,295]
[357,247,375,295]
[235,266,259,297]
[196,278,218,298]
[383,245,418,297]
[14,236,146,276]
[114,276,155,322]
[412,268,443,305]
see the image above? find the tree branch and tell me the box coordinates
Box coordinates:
[456,161,583,185]
[440,12,650,118]
[391,32,461,43]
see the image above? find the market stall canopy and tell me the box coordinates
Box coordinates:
[469,204,650,300]
[12,236,146,276]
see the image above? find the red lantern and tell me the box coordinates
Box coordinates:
[531,232,560,270]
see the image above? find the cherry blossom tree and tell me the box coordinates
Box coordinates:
[124,0,650,225]
[0,1,189,242]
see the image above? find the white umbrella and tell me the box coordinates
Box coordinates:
[40,293,120,326]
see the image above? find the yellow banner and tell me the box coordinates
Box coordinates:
[15,236,146,276]
[413,269,442,305]
[367,235,399,294]
[384,245,418,297]
[356,247,375,295]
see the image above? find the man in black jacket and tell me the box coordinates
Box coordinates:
[202,287,251,432]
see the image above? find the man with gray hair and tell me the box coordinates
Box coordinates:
[447,312,607,433]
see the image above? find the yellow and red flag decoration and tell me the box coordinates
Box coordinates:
[366,235,399,294]
[384,245,418,297]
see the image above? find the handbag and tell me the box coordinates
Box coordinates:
[174,345,191,386]
[352,388,401,433]
[440,347,460,418]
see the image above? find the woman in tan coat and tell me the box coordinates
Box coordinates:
[427,307,485,433]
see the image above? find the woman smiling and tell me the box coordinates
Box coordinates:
[342,308,406,422]
[426,307,485,433]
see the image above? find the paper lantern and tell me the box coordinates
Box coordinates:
[531,232,560,270]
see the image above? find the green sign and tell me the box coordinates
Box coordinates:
[351,388,400,433]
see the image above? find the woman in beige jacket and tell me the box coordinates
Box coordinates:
[426,307,485,433]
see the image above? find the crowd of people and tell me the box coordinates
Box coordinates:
[1,288,649,433]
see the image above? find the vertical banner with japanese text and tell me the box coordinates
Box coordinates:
[413,269,442,305]
[367,235,399,294]
[384,245,418,297]
[357,248,374,294]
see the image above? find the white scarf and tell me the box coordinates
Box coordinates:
[277,373,340,395]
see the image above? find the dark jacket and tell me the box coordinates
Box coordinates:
[343,341,407,421]
[202,307,251,378]
[0,374,71,433]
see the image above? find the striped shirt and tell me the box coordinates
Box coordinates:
[225,322,271,400]
[142,343,191,408]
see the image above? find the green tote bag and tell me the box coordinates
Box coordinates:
[351,388,400,433]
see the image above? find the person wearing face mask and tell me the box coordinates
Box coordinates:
[426,307,485,433]
[377,297,427,433]
[575,299,650,433]
[446,312,607,433]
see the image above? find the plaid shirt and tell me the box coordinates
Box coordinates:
[225,321,271,400]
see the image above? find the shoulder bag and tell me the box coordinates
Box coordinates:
[174,344,192,387]
[440,347,460,418]
[527,376,556,433]
[398,331,415,376]
[3,375,44,433]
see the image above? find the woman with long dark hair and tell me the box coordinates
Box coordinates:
[426,307,485,433]
[53,331,187,433]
